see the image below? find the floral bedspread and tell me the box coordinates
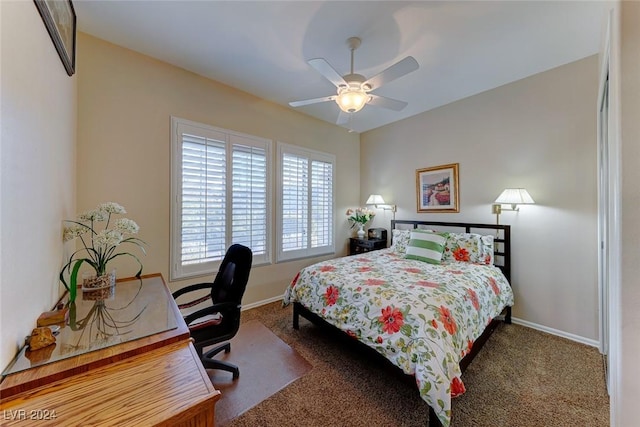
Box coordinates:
[283,249,514,427]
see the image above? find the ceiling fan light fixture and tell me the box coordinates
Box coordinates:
[336,87,369,113]
[290,36,419,122]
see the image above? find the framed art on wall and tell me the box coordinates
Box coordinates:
[34,0,76,76]
[416,163,460,213]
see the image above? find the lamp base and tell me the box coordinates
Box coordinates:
[492,204,501,225]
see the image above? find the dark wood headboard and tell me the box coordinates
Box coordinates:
[390,220,511,283]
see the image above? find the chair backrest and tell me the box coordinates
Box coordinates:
[211,244,252,305]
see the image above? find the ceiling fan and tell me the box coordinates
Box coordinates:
[289,37,419,125]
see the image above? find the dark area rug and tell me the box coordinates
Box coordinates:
[207,320,312,426]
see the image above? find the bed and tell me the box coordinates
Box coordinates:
[283,220,514,427]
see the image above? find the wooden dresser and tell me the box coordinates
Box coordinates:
[0,274,220,426]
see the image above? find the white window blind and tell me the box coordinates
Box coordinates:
[277,143,335,261]
[281,154,308,252]
[231,138,268,256]
[181,133,226,267]
[311,160,333,248]
[171,118,271,280]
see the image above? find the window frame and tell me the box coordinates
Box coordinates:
[170,117,272,281]
[276,142,336,262]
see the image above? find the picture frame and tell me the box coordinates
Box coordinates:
[34,0,76,76]
[416,163,460,213]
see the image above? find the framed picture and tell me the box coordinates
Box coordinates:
[34,0,76,76]
[416,163,460,213]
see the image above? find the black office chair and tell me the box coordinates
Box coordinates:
[172,244,252,379]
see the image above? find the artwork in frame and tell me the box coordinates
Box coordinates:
[34,0,76,76]
[416,163,460,213]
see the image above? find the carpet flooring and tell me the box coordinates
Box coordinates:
[225,301,609,427]
[207,320,312,426]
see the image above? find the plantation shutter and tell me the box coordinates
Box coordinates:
[171,118,271,280]
[181,133,226,267]
[311,160,333,248]
[281,153,309,252]
[277,143,335,261]
[232,137,268,261]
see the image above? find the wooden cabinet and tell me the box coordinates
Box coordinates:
[0,341,218,426]
[0,274,220,426]
[349,237,386,255]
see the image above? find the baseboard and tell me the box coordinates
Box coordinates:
[511,317,600,348]
[242,295,283,311]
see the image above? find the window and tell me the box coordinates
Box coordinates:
[276,142,335,261]
[171,117,271,280]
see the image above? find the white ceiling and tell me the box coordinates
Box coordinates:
[74,1,609,133]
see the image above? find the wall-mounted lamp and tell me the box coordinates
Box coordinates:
[492,188,535,224]
[366,194,397,219]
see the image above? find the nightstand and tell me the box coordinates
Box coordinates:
[349,237,387,255]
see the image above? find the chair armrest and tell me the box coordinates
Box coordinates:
[183,302,239,326]
[172,282,214,299]
[177,295,210,310]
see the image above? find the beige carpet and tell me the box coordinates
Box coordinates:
[207,320,312,426]
[225,302,609,427]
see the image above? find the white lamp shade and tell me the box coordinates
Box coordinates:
[366,194,386,205]
[494,188,535,204]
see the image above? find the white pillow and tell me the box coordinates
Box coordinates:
[404,230,448,264]
[389,229,411,254]
[442,232,495,265]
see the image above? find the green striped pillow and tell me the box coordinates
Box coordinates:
[404,230,448,264]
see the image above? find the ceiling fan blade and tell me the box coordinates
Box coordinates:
[289,95,336,108]
[336,111,350,125]
[308,58,348,88]
[363,56,419,91]
[368,94,408,111]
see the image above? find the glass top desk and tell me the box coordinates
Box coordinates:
[0,274,190,398]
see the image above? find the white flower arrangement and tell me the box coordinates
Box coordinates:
[345,207,376,227]
[60,202,146,301]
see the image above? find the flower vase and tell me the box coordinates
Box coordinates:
[82,270,116,301]
[357,224,365,239]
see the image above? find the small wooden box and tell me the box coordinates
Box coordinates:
[37,307,69,327]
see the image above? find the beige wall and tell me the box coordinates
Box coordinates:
[0,1,77,369]
[76,33,360,304]
[361,56,599,342]
[1,5,632,419]
[620,1,640,424]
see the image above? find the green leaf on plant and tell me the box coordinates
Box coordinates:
[69,259,84,303]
